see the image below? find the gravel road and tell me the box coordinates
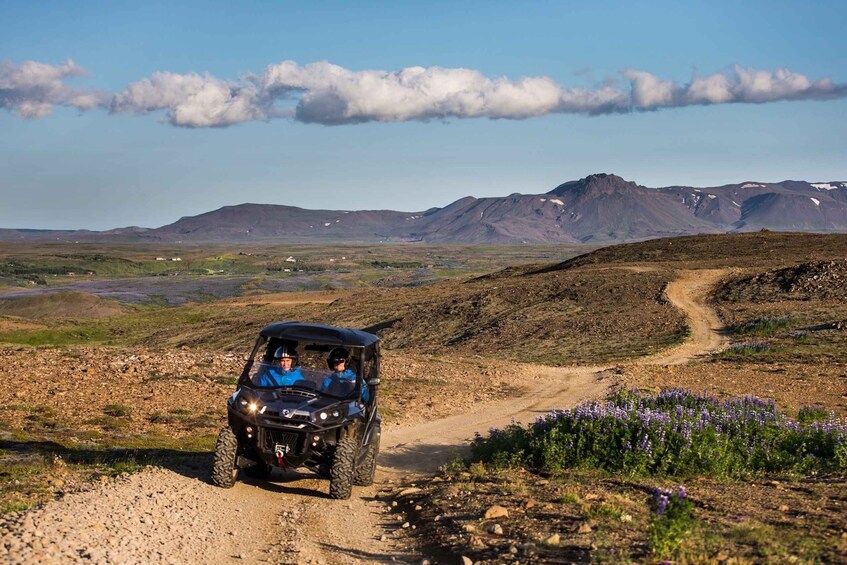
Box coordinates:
[0,269,728,564]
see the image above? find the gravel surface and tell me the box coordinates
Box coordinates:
[0,467,284,564]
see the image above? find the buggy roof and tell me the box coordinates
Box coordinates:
[259,322,379,348]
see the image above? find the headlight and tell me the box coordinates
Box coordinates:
[238,396,260,414]
[315,408,344,424]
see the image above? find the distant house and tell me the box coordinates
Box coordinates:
[285,256,296,263]
[156,257,166,261]
[171,257,182,262]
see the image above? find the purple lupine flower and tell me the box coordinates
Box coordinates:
[656,493,670,516]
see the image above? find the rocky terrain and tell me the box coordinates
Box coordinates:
[1,233,847,562]
[716,259,847,301]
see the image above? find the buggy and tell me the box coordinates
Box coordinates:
[211,322,381,499]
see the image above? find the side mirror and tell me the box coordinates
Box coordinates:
[366,378,381,386]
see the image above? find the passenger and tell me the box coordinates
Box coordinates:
[321,347,369,401]
[257,343,303,387]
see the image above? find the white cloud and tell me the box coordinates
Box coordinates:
[623,70,676,108]
[625,65,846,110]
[262,61,571,123]
[111,72,267,127]
[0,59,107,118]
[4,59,846,127]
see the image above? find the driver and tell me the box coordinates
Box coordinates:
[321,347,369,401]
[257,343,303,387]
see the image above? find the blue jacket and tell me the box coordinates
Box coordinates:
[257,367,304,387]
[321,369,370,401]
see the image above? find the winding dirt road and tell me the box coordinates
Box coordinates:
[1,269,729,564]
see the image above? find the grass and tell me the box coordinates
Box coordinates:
[714,341,777,359]
[103,404,133,418]
[797,405,831,423]
[731,316,792,336]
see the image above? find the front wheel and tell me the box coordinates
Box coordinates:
[211,427,239,488]
[353,430,380,486]
[329,437,358,499]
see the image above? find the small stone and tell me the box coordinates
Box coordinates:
[461,557,473,565]
[398,487,422,496]
[379,534,388,542]
[584,493,600,500]
[490,524,503,535]
[484,505,509,519]
[463,524,476,533]
[402,522,410,529]
[544,533,560,545]
[525,500,537,509]
[778,505,790,512]
[578,523,593,534]
[391,501,398,507]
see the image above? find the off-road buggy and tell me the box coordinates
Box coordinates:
[211,322,381,499]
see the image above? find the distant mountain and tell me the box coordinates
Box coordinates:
[3,174,846,244]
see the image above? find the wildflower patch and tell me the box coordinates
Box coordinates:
[471,389,847,477]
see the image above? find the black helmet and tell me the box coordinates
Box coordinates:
[326,347,350,368]
[273,342,298,361]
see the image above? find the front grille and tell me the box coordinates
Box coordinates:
[260,428,304,455]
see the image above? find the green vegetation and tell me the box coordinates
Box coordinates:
[649,486,696,559]
[471,389,847,477]
[798,404,831,423]
[715,341,778,359]
[103,404,133,418]
[0,242,593,288]
[732,316,791,336]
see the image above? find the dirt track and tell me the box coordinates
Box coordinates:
[0,269,729,564]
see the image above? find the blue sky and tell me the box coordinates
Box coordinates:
[1,0,845,230]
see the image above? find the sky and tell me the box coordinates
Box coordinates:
[1,0,846,230]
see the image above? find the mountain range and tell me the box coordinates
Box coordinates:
[4,174,847,244]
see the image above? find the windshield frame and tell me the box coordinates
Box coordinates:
[240,335,365,399]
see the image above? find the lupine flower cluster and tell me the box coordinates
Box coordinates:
[649,485,694,558]
[652,486,686,517]
[471,388,847,477]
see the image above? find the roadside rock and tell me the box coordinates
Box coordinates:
[484,505,509,519]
